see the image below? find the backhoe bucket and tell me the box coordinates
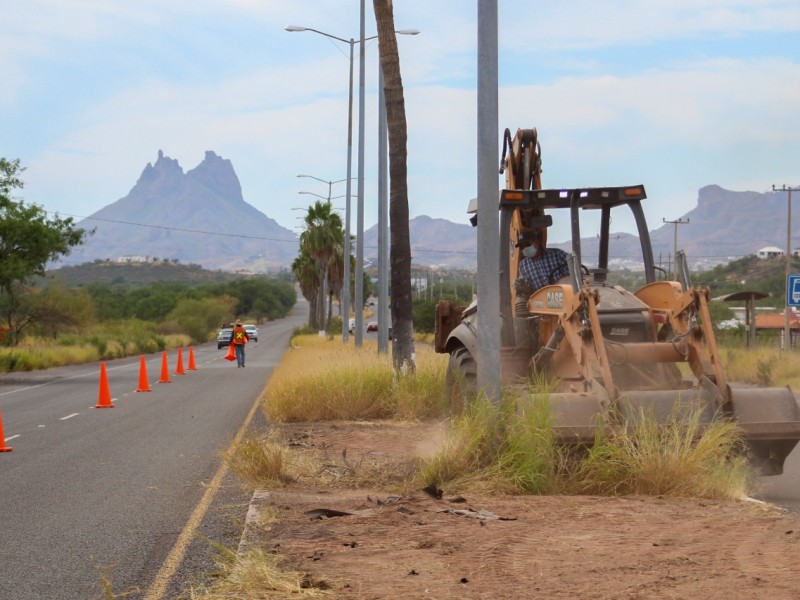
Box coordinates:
[728,386,800,476]
[536,384,800,476]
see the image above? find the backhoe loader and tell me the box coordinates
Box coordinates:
[435,127,800,475]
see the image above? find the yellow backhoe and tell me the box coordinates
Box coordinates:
[435,127,800,475]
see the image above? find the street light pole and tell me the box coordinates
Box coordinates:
[343,41,354,343]
[286,21,418,346]
[773,184,799,350]
[297,174,347,203]
[355,0,367,346]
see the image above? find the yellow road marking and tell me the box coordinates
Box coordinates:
[143,384,267,600]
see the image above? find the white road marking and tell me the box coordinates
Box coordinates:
[60,413,79,421]
[0,358,148,397]
[5,434,20,442]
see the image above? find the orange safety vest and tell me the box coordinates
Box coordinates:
[232,326,248,345]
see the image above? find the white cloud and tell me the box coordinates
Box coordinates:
[6,0,800,253]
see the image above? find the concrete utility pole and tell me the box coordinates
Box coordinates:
[773,185,799,350]
[476,0,501,403]
[662,217,690,276]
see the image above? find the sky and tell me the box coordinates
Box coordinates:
[3,0,800,245]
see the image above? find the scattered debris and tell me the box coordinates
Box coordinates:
[304,507,376,520]
[439,508,517,521]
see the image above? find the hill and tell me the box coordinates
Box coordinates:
[59,151,298,272]
[46,260,264,288]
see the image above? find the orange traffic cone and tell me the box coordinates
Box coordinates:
[0,409,13,452]
[187,346,197,371]
[174,347,186,375]
[96,362,114,408]
[158,351,172,384]
[136,355,152,392]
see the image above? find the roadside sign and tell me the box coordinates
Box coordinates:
[787,275,800,307]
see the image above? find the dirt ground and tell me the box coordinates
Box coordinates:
[240,420,800,599]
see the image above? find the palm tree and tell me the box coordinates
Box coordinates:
[373,0,416,372]
[299,201,344,331]
[291,248,320,328]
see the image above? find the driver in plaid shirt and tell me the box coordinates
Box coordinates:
[517,229,570,291]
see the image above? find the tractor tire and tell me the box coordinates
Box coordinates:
[445,346,478,415]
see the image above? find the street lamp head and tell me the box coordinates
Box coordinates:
[396,29,420,35]
[285,25,307,32]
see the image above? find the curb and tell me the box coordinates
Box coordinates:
[238,489,271,554]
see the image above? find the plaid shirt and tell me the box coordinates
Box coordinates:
[519,248,570,290]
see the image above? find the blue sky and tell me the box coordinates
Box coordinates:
[3,1,799,245]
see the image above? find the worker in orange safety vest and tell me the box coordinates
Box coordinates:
[231,319,249,367]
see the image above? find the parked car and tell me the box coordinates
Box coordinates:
[348,318,356,333]
[244,324,258,342]
[216,327,233,349]
[366,321,378,332]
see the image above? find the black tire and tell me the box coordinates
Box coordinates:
[445,346,478,415]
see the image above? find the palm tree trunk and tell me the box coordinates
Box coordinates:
[373,0,416,373]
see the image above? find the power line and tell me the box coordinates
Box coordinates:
[46,211,778,262]
[48,211,300,244]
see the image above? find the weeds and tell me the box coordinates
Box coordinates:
[416,393,750,500]
[415,391,562,495]
[577,405,750,498]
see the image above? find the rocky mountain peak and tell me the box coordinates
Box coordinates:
[135,150,184,190]
[186,150,243,203]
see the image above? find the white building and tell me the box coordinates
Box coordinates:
[757,246,784,260]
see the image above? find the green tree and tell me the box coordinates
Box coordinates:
[374,0,416,372]
[0,159,90,344]
[292,249,321,327]
[297,201,344,331]
[168,297,230,343]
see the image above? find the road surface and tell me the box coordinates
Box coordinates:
[0,302,305,599]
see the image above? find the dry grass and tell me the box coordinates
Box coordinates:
[224,432,306,488]
[721,345,800,389]
[188,546,331,599]
[262,335,447,422]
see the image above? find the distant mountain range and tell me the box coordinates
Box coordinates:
[58,151,796,273]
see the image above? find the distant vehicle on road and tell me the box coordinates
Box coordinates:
[216,327,233,349]
[244,324,258,342]
[349,318,355,333]
[366,321,378,332]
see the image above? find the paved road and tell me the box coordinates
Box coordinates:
[0,303,305,599]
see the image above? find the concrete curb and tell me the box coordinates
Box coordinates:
[237,489,271,554]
